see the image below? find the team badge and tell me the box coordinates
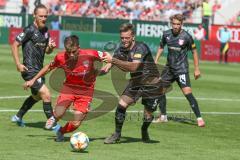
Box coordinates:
[178,39,184,45]
[83,60,89,67]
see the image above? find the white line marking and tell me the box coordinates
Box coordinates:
[0,109,239,115]
[0,95,239,102]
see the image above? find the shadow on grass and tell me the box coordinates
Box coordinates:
[168,116,196,126]
[120,136,159,144]
[25,122,45,129]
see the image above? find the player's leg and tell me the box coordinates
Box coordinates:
[104,94,135,144]
[38,84,57,129]
[55,95,90,142]
[177,73,205,127]
[11,77,42,127]
[56,112,87,142]
[11,95,40,127]
[219,43,224,63]
[153,67,173,123]
[141,98,157,142]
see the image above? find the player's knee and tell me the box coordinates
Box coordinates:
[118,99,129,108]
[31,95,41,101]
[182,87,192,95]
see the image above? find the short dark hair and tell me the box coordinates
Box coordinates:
[119,23,135,35]
[170,14,184,23]
[34,4,48,14]
[64,35,79,50]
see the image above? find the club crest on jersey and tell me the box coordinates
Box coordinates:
[178,39,184,45]
[83,60,89,67]
[45,32,48,39]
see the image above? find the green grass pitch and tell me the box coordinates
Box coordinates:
[0,44,240,160]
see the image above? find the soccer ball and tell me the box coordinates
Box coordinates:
[70,132,89,151]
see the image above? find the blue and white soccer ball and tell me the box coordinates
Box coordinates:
[70,132,89,151]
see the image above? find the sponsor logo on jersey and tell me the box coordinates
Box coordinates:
[83,60,89,67]
[133,53,142,58]
[178,39,184,45]
[169,46,181,51]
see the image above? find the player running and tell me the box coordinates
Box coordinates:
[24,35,106,141]
[153,14,205,127]
[11,4,56,128]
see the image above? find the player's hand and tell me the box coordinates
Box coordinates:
[194,69,201,80]
[101,52,112,63]
[17,64,28,72]
[23,80,34,90]
[48,38,56,49]
[99,63,112,75]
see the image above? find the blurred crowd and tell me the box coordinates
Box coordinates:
[45,0,202,21]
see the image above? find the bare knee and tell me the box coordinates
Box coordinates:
[39,85,51,102]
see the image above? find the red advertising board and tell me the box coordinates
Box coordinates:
[49,30,60,48]
[8,28,60,48]
[201,40,240,62]
[210,25,240,43]
[8,27,22,44]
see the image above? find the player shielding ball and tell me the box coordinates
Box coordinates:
[101,23,169,143]
[154,14,205,127]
[24,35,106,141]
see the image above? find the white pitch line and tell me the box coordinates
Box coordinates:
[0,109,240,115]
[0,95,240,102]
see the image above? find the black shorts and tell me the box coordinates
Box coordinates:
[21,71,45,95]
[161,67,191,88]
[122,79,165,112]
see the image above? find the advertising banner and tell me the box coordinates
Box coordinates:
[0,27,9,44]
[201,40,240,62]
[210,25,240,43]
[8,27,22,44]
[0,13,25,28]
[59,30,71,49]
[49,30,60,48]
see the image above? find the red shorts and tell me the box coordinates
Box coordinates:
[56,85,93,113]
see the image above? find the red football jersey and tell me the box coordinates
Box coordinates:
[50,49,103,92]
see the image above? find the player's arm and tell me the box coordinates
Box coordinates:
[23,64,54,90]
[155,33,166,64]
[11,40,28,72]
[45,38,56,54]
[101,52,140,72]
[11,28,33,72]
[155,47,164,64]
[98,63,113,75]
[112,58,141,72]
[190,37,201,80]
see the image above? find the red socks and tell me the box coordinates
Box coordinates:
[60,122,78,134]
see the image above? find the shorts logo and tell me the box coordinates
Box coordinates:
[45,32,48,39]
[133,53,142,58]
[179,74,186,85]
[37,78,42,83]
[178,39,184,45]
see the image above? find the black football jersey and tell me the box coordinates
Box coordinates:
[160,29,196,75]
[16,24,50,75]
[113,41,160,82]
